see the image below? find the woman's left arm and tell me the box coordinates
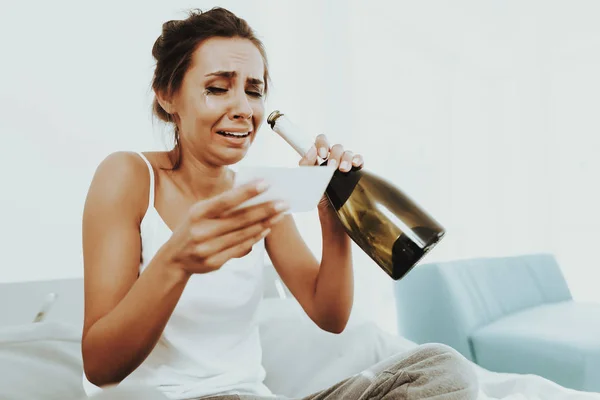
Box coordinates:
[265,135,363,334]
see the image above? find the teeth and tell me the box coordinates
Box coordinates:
[218,131,250,137]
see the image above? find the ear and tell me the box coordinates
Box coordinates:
[155,89,175,115]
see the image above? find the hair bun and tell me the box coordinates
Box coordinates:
[162,19,183,34]
[152,20,183,60]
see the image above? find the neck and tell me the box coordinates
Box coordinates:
[169,147,233,200]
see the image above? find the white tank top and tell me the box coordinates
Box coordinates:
[83,152,273,399]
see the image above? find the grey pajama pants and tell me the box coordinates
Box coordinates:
[87,343,479,400]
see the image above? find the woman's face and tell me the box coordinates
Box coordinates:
[169,37,266,166]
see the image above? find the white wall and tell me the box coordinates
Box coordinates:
[2,0,600,333]
[340,0,600,331]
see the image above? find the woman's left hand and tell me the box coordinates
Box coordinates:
[298,134,364,211]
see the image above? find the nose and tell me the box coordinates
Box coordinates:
[229,88,253,121]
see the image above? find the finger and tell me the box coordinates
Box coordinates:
[188,203,286,252]
[299,145,318,166]
[327,144,344,169]
[192,179,269,219]
[339,151,354,172]
[203,200,289,240]
[193,222,272,259]
[265,211,288,227]
[194,212,287,258]
[352,154,364,168]
[203,228,271,271]
[315,134,330,160]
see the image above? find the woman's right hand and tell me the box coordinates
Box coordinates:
[161,180,288,276]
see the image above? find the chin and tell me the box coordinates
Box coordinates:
[217,148,249,166]
[221,138,255,164]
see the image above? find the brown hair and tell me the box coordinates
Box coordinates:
[151,7,270,169]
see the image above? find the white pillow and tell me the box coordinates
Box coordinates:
[258,298,417,398]
[0,322,86,400]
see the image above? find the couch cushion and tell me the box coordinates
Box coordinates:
[471,301,600,392]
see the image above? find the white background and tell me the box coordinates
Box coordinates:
[2,0,600,333]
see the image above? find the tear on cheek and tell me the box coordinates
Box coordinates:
[202,92,218,109]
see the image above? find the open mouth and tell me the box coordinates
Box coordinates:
[217,131,251,138]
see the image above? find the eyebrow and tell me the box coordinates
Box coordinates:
[205,70,264,86]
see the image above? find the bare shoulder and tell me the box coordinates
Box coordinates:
[85,151,153,222]
[91,151,151,189]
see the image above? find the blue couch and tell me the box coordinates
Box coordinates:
[393,253,600,392]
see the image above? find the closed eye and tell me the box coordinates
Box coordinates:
[246,91,263,98]
[205,86,262,99]
[205,87,228,95]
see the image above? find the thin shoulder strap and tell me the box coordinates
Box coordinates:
[136,152,155,208]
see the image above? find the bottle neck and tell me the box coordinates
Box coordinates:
[268,112,315,157]
[268,110,363,209]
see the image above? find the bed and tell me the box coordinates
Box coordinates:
[1,267,598,400]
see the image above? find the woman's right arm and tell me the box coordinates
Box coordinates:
[81,152,285,387]
[81,152,191,387]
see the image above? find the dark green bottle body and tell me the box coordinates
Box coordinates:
[324,165,445,280]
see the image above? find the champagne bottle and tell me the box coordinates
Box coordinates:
[267,110,446,280]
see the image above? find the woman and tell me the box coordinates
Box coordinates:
[81,7,478,400]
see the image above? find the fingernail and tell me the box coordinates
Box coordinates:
[306,146,317,158]
[261,228,272,237]
[274,201,289,211]
[319,147,328,158]
[328,158,337,168]
[340,161,350,171]
[352,156,362,166]
[256,180,269,192]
